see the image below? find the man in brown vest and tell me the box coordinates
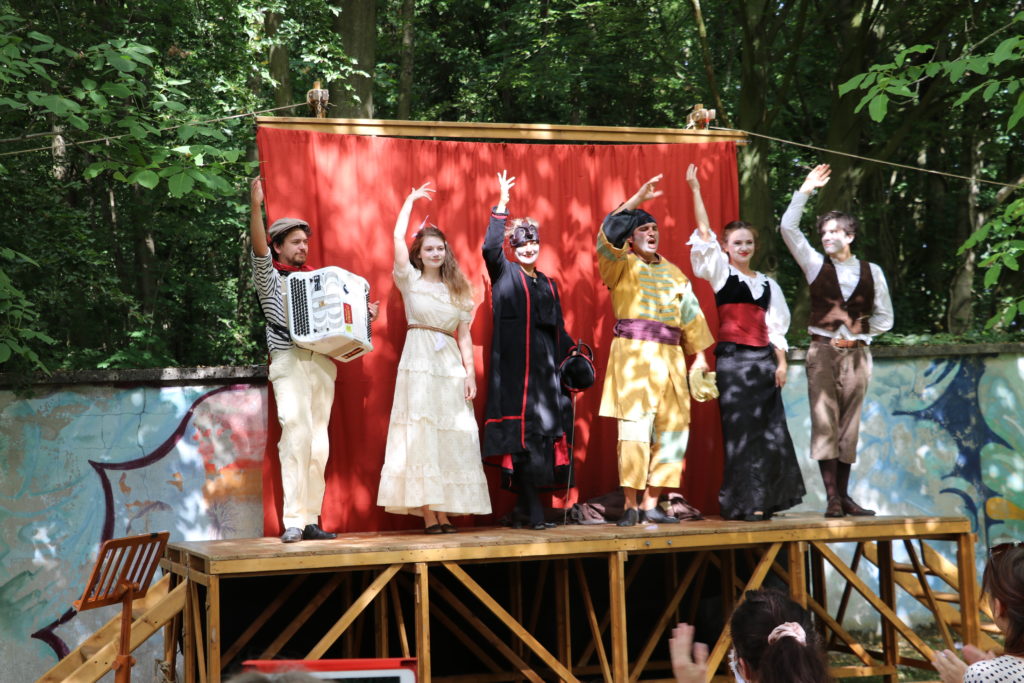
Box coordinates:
[779,164,894,518]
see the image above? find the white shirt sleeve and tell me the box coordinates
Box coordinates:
[868,263,894,336]
[779,191,824,284]
[765,277,791,351]
[687,229,729,291]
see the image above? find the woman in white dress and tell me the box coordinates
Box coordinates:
[376,183,492,532]
[933,542,1024,682]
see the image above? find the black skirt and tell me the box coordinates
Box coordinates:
[715,342,805,519]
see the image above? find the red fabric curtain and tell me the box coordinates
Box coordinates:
[257,127,739,535]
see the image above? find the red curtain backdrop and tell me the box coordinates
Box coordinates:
[257,127,739,535]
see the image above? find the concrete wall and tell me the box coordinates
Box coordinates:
[2,346,1021,680]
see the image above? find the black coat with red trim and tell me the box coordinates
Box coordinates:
[482,210,574,458]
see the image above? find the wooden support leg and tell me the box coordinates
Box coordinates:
[877,541,898,683]
[555,559,571,682]
[608,551,628,683]
[415,563,430,683]
[183,575,196,683]
[788,541,808,609]
[958,532,980,648]
[206,575,221,683]
[390,581,411,658]
[377,578,390,658]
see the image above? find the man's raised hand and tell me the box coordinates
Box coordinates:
[799,164,831,194]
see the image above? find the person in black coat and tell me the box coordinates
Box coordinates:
[482,170,576,529]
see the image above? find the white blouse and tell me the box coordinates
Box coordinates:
[688,229,790,352]
[964,655,1024,682]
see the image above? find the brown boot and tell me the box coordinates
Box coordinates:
[841,496,876,516]
[819,461,843,518]
[836,462,875,515]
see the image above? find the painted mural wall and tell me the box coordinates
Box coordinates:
[0,379,267,682]
[1,348,1021,681]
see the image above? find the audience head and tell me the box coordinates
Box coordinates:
[729,589,831,683]
[984,541,1024,655]
[226,671,321,683]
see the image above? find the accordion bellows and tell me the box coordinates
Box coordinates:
[285,266,374,362]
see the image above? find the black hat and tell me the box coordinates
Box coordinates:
[559,341,596,393]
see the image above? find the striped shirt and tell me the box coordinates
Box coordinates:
[250,250,293,352]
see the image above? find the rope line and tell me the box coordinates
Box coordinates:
[1,104,1020,192]
[0,101,304,159]
[713,125,1023,190]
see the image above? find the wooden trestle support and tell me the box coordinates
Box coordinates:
[161,514,991,683]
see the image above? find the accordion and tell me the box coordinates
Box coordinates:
[284,266,374,362]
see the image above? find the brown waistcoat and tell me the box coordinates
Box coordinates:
[809,259,875,334]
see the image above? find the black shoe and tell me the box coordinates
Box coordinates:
[440,523,458,534]
[530,521,556,530]
[825,496,845,518]
[841,496,876,516]
[742,512,767,522]
[617,508,639,527]
[302,523,337,540]
[280,527,303,543]
[425,524,443,535]
[640,507,679,524]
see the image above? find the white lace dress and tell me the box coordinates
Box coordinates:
[377,265,492,517]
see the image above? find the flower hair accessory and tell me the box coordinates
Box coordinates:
[767,622,806,645]
[413,215,430,239]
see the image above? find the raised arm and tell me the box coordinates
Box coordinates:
[780,165,830,282]
[613,173,663,215]
[495,170,514,215]
[249,177,269,257]
[484,171,514,277]
[394,182,434,273]
[685,164,712,241]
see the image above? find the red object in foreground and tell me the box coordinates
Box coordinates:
[257,128,739,534]
[244,657,417,681]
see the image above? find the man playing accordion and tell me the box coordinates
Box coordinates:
[248,178,379,543]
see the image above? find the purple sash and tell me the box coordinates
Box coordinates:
[613,318,682,345]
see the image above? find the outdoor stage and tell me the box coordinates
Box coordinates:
[162,513,990,683]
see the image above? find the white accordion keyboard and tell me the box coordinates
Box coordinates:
[285,266,374,362]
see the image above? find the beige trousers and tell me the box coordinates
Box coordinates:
[269,347,337,529]
[806,341,872,464]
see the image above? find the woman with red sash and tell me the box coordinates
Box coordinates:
[686,165,805,521]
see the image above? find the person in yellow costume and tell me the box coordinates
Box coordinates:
[596,174,714,527]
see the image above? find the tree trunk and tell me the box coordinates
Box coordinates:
[946,162,978,333]
[734,1,774,270]
[689,0,730,128]
[397,0,415,120]
[265,12,292,109]
[330,0,376,118]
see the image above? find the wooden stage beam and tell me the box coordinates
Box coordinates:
[255,117,748,145]
[165,514,980,683]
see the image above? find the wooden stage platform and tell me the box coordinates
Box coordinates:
[161,513,989,683]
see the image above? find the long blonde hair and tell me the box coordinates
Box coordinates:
[409,226,473,307]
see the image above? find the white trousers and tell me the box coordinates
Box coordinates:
[269,347,337,529]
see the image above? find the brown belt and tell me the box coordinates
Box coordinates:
[811,334,866,349]
[408,324,456,339]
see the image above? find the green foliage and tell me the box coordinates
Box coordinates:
[0,247,55,371]
[837,8,1024,333]
[839,24,1024,131]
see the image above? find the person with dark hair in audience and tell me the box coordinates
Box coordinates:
[226,672,320,683]
[932,541,1024,682]
[670,588,832,682]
